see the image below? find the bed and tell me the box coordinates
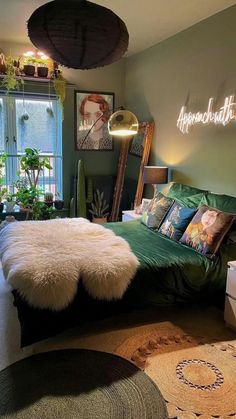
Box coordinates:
[2,182,236,346]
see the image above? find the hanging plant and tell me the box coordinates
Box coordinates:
[53,71,66,119]
[1,56,20,94]
[46,80,54,118]
[20,80,30,122]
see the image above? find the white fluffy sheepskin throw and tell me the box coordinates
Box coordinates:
[0,218,139,311]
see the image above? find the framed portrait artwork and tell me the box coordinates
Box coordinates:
[74,90,115,151]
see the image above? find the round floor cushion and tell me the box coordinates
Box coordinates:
[0,349,167,418]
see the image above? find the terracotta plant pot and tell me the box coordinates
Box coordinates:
[92,217,107,224]
[24,65,35,77]
[37,67,49,78]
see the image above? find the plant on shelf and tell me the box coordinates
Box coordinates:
[89,189,109,224]
[0,153,8,213]
[1,56,20,94]
[53,71,66,118]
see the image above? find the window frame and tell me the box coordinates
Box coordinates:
[0,92,63,197]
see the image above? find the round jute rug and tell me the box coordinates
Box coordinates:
[116,330,236,419]
[0,349,167,419]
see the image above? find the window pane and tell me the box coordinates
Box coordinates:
[0,98,4,153]
[15,99,57,154]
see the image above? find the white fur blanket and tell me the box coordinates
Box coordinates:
[0,218,139,311]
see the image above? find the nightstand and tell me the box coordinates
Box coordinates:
[224,261,236,331]
[122,210,141,222]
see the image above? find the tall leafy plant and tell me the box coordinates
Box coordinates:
[0,152,7,203]
[15,148,53,219]
[18,148,52,188]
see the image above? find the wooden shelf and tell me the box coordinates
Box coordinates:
[0,74,53,83]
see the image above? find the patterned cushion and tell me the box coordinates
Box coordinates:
[180,205,235,257]
[141,192,174,229]
[159,203,197,241]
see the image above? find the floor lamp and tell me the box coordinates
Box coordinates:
[108,109,139,222]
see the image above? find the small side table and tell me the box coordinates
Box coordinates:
[224,261,236,331]
[122,210,141,222]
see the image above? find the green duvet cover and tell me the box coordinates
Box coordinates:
[105,220,236,305]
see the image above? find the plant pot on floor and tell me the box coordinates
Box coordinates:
[54,200,64,210]
[24,65,35,77]
[0,203,4,213]
[92,217,107,224]
[37,67,49,78]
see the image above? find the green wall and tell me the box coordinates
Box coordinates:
[124,5,236,197]
[0,41,125,206]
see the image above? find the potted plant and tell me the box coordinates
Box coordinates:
[1,56,20,94]
[14,148,52,219]
[32,201,56,220]
[23,56,36,77]
[44,191,54,207]
[18,148,52,188]
[0,153,7,213]
[89,189,109,224]
[54,191,64,210]
[53,71,66,118]
[36,57,50,78]
[4,192,15,213]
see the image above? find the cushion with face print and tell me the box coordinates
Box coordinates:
[141,192,174,229]
[180,205,235,257]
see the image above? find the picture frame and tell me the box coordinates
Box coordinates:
[74,90,115,151]
[129,122,152,157]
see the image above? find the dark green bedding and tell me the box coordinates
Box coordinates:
[14,218,236,346]
[105,220,236,305]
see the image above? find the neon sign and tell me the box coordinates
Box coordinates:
[177,95,236,134]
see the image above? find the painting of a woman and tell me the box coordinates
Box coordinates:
[75,91,114,151]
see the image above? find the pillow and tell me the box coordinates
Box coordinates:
[159,203,197,241]
[141,192,174,229]
[180,205,235,257]
[162,182,207,199]
[161,182,207,208]
[200,192,236,244]
[200,192,236,213]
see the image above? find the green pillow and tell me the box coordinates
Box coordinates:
[163,182,207,199]
[200,192,236,214]
[175,193,206,208]
[160,182,207,208]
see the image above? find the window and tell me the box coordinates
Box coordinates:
[0,94,62,196]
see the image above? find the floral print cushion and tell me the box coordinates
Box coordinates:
[180,205,235,257]
[159,203,197,241]
[141,192,174,229]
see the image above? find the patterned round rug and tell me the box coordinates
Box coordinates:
[116,330,236,418]
[0,349,167,419]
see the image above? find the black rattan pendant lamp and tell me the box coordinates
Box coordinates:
[27,0,129,69]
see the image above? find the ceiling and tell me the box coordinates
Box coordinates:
[0,0,235,56]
